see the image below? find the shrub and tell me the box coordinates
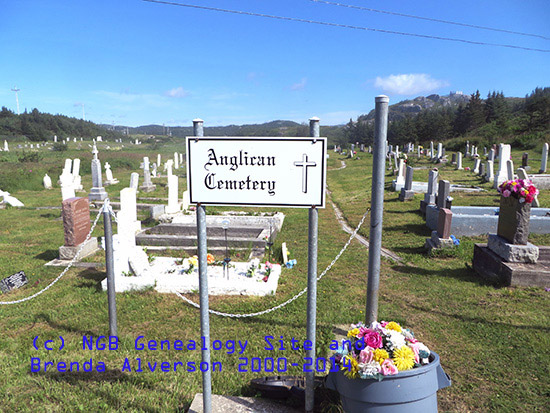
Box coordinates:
[52,142,68,152]
[18,152,43,163]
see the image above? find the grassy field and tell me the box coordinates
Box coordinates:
[0,140,549,412]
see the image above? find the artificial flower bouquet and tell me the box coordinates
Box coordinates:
[498,179,539,204]
[332,321,431,380]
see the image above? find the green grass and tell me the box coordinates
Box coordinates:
[0,143,549,412]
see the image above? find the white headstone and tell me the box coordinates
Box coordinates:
[182,190,190,211]
[54,135,58,143]
[157,154,161,169]
[43,174,52,190]
[129,172,139,190]
[540,143,548,173]
[494,144,511,188]
[118,187,141,234]
[60,172,75,200]
[506,159,515,181]
[456,152,463,170]
[436,143,443,160]
[166,175,180,214]
[174,152,179,169]
[473,158,480,174]
[395,159,406,185]
[3,140,9,152]
[486,160,495,183]
[165,159,173,177]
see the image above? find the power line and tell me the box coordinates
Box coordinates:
[142,0,550,53]
[311,0,550,41]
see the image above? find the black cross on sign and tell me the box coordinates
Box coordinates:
[294,153,317,193]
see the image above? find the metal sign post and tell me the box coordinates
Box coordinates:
[185,119,327,413]
[193,119,212,413]
[305,117,320,413]
[366,96,389,324]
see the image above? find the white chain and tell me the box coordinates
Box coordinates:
[0,200,110,305]
[175,208,370,318]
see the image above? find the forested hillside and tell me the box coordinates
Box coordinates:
[0,107,125,141]
[343,88,550,150]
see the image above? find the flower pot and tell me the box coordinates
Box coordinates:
[497,196,531,245]
[325,351,451,413]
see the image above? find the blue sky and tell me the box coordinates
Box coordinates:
[1,0,549,127]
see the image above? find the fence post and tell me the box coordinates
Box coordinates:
[102,199,118,337]
[366,96,389,324]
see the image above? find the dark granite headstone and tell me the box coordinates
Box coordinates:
[404,166,414,190]
[436,180,451,209]
[451,153,456,164]
[437,208,452,239]
[62,197,91,246]
[479,163,485,177]
[522,152,529,168]
[0,271,28,293]
[497,196,531,245]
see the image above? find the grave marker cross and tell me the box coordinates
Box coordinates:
[294,153,317,194]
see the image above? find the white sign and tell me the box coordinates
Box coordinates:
[186,137,326,208]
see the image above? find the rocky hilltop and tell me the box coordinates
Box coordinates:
[362,92,471,122]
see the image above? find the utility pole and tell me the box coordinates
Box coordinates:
[11,86,20,115]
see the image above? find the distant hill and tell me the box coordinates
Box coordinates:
[361,92,471,123]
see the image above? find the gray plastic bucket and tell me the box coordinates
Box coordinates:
[325,351,451,412]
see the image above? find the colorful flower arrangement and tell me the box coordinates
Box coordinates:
[262,261,273,282]
[332,321,431,380]
[498,179,539,204]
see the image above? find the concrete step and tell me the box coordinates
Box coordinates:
[143,223,264,237]
[135,234,265,248]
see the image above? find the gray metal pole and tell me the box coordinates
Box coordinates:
[193,119,211,413]
[193,118,204,137]
[305,117,320,413]
[366,96,389,325]
[102,199,117,337]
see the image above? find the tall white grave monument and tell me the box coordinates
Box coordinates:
[88,144,108,201]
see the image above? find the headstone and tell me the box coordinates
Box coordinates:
[486,160,495,183]
[165,159,173,177]
[129,172,139,190]
[151,162,158,177]
[451,153,456,164]
[423,169,439,205]
[59,197,98,260]
[118,187,141,234]
[506,159,515,181]
[179,152,184,165]
[399,166,415,201]
[465,141,470,157]
[479,162,485,177]
[437,208,453,239]
[88,144,108,201]
[182,190,190,211]
[3,140,9,152]
[540,143,548,173]
[281,242,289,265]
[483,147,488,156]
[104,162,119,185]
[60,171,75,200]
[54,135,58,143]
[456,152,463,170]
[395,159,405,186]
[522,152,529,168]
[97,136,102,142]
[360,144,365,152]
[517,168,540,208]
[157,154,162,170]
[488,149,495,162]
[0,271,29,293]
[436,143,443,160]
[140,156,156,192]
[473,158,481,174]
[494,144,511,188]
[174,152,179,169]
[165,175,180,214]
[43,173,52,190]
[417,146,421,158]
[393,153,399,171]
[429,141,434,160]
[72,158,83,191]
[436,180,451,209]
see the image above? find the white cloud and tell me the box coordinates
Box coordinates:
[374,74,449,95]
[290,78,307,91]
[164,87,189,98]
